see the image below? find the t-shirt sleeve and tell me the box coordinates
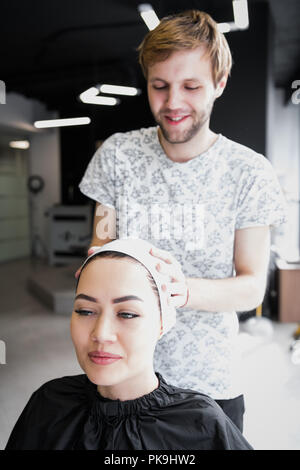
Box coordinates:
[79,135,117,209]
[235,157,287,230]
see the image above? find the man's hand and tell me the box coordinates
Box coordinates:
[183,226,271,313]
[149,246,189,309]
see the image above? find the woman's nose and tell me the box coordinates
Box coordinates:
[91,313,117,343]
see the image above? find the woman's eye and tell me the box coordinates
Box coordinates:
[118,312,139,319]
[153,85,167,90]
[74,309,95,316]
[185,86,199,90]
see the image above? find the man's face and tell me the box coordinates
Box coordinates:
[147,46,226,144]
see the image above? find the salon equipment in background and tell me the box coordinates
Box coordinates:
[276,258,300,323]
[290,324,300,365]
[242,303,274,339]
[275,259,300,364]
[28,174,48,260]
[48,205,92,266]
[28,175,44,195]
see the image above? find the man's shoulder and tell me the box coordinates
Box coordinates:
[221,135,272,170]
[104,126,157,148]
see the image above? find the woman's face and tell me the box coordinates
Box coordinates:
[70,257,161,392]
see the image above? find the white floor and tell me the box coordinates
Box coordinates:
[0,258,300,450]
[238,324,300,449]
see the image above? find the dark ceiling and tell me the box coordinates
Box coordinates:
[1,0,299,112]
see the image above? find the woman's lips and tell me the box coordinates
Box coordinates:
[88,351,122,365]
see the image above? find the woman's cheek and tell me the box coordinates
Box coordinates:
[71,317,89,348]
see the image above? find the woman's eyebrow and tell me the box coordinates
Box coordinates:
[75,293,97,302]
[74,294,144,304]
[113,295,144,304]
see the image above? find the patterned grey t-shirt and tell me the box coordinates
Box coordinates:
[79,126,286,399]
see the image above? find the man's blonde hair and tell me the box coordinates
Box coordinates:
[138,10,232,87]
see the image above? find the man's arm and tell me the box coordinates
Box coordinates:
[186,226,270,312]
[89,202,116,249]
[151,226,271,312]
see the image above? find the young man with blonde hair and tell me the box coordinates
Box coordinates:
[79,10,286,431]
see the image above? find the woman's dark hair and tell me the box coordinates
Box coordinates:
[76,251,161,313]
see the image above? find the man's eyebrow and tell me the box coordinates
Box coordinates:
[184,78,201,83]
[149,77,201,84]
[149,77,167,83]
[75,294,144,304]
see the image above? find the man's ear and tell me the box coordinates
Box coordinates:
[215,73,228,98]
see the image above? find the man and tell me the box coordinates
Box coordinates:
[78,10,286,431]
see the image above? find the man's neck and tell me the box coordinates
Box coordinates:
[157,126,218,163]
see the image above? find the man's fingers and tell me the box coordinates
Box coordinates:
[155,262,172,275]
[170,295,187,309]
[150,246,187,306]
[156,262,184,282]
[170,284,187,296]
[150,247,173,264]
[75,246,99,280]
[161,281,186,297]
[75,267,81,279]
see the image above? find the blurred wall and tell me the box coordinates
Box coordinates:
[0,92,61,260]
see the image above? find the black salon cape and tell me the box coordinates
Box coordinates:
[5,373,252,450]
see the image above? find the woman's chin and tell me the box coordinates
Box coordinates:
[85,366,125,388]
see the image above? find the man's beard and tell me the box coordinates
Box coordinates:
[155,100,215,144]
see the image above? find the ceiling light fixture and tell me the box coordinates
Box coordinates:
[79,87,120,105]
[99,84,141,96]
[34,117,91,128]
[138,4,160,30]
[217,23,231,33]
[232,0,249,29]
[9,140,30,149]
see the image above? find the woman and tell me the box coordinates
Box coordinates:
[6,239,252,450]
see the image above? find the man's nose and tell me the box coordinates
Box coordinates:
[165,86,182,109]
[91,313,117,344]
